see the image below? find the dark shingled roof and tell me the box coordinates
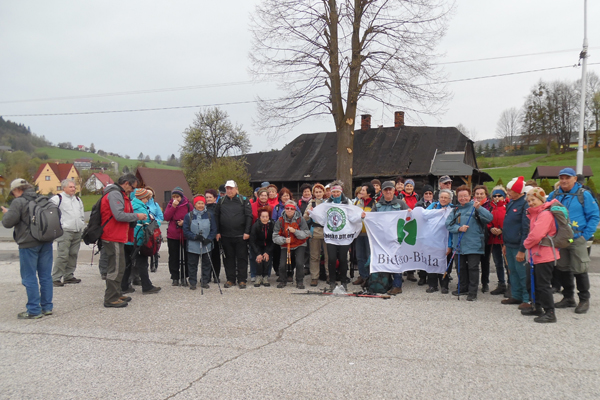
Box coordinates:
[244,125,478,183]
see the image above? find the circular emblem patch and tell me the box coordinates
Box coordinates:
[326,207,346,232]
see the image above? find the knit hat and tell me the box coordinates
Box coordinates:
[491,185,507,197]
[422,185,434,194]
[135,188,152,200]
[257,187,269,197]
[193,195,206,205]
[218,184,226,193]
[527,187,546,203]
[404,179,415,187]
[371,179,381,186]
[172,186,184,197]
[506,176,524,194]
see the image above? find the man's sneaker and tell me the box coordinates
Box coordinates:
[387,286,402,295]
[250,276,256,282]
[238,282,247,289]
[534,309,557,323]
[101,274,107,280]
[575,300,589,314]
[142,286,161,294]
[42,309,53,316]
[297,283,305,290]
[119,296,132,302]
[123,285,136,294]
[490,283,506,295]
[18,311,43,319]
[277,282,286,289]
[104,300,128,308]
[352,277,365,286]
[555,297,577,308]
[64,277,81,284]
[224,281,234,288]
[426,286,439,293]
[466,293,477,301]
[53,280,64,287]
[310,279,319,287]
[501,297,520,305]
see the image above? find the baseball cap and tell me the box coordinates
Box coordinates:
[558,168,576,177]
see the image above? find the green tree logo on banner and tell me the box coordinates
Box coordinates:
[397,216,417,246]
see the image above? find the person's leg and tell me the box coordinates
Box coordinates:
[65,231,83,280]
[509,250,529,303]
[235,237,248,284]
[121,245,134,292]
[38,242,54,313]
[19,245,42,315]
[441,253,453,291]
[51,231,70,282]
[505,247,523,301]
[104,241,125,304]
[272,246,281,276]
[167,238,181,280]
[480,244,491,291]
[295,247,305,285]
[575,273,590,302]
[99,246,108,277]
[355,235,370,280]
[187,252,200,287]
[220,237,237,284]
[136,255,153,291]
[458,254,469,293]
[210,240,221,282]
[248,246,257,280]
[326,244,338,284]
[467,254,481,296]
[534,262,554,310]
[337,244,350,284]
[277,252,288,288]
[201,253,212,285]
[309,238,321,280]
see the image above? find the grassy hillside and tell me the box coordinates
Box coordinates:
[481,148,600,190]
[36,147,180,171]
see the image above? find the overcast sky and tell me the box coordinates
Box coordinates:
[1,0,598,160]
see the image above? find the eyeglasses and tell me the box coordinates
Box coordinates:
[285,207,295,210]
[492,195,504,198]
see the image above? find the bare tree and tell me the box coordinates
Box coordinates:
[548,81,578,153]
[496,108,521,150]
[250,0,452,194]
[456,124,478,142]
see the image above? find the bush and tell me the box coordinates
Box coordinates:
[540,178,552,194]
[587,177,597,195]
[194,157,252,197]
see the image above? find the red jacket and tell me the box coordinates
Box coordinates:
[400,190,419,209]
[524,200,560,264]
[251,200,271,224]
[100,188,134,244]
[487,199,506,245]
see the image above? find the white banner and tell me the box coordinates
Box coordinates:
[364,207,451,274]
[308,203,364,245]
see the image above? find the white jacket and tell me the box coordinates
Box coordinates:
[51,193,85,233]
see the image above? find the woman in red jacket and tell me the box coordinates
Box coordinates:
[488,186,508,295]
[163,186,192,286]
[398,179,419,210]
[522,187,559,323]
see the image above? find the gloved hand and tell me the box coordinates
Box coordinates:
[203,238,212,246]
[194,234,205,242]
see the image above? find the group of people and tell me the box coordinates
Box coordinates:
[2,167,598,324]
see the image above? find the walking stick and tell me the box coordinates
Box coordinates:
[179,232,187,287]
[529,252,535,308]
[90,243,96,267]
[206,242,223,295]
[200,242,204,296]
[286,228,292,280]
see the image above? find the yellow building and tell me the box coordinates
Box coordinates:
[33,163,81,195]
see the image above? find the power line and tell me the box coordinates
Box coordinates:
[436,47,600,65]
[2,63,599,118]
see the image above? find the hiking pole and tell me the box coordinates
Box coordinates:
[199,241,205,296]
[529,252,535,309]
[442,207,475,280]
[179,232,186,287]
[206,242,223,295]
[90,243,96,267]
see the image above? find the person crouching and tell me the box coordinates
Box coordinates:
[250,207,275,287]
[273,200,310,289]
[183,196,217,290]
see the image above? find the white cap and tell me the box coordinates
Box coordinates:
[225,180,237,188]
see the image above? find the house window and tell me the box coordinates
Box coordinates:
[45,176,51,181]
[164,191,171,202]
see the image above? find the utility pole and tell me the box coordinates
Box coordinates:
[576,0,588,175]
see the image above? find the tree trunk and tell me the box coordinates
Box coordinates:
[336,123,354,197]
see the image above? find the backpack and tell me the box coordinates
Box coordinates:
[365,272,392,294]
[137,219,162,256]
[27,195,63,242]
[552,187,600,214]
[539,202,574,249]
[82,185,121,249]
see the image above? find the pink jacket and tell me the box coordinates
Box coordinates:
[163,196,192,240]
[523,200,560,264]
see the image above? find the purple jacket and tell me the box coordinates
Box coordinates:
[163,196,192,240]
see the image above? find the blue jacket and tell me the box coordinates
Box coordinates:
[445,201,492,255]
[502,195,529,251]
[547,183,600,240]
[147,198,164,226]
[183,208,217,255]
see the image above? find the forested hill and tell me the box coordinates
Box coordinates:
[0,117,49,153]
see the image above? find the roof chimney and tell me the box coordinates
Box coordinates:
[394,111,405,128]
[361,114,371,131]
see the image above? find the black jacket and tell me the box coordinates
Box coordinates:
[250,220,275,255]
[216,194,252,237]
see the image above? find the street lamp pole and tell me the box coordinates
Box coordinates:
[576,0,588,175]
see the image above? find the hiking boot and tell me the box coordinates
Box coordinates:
[518,302,532,310]
[575,300,589,314]
[441,287,449,294]
[297,282,305,290]
[342,282,348,291]
[101,274,107,280]
[417,277,427,286]
[18,311,42,319]
[490,283,506,295]
[190,285,197,290]
[64,277,81,284]
[201,283,210,289]
[352,277,365,286]
[521,306,544,316]
[501,297,520,305]
[119,296,132,302]
[534,309,557,323]
[53,280,64,287]
[329,282,336,292]
[452,289,467,296]
[224,281,234,288]
[239,282,247,289]
[172,279,179,286]
[310,279,318,287]
[132,278,141,286]
[387,286,402,295]
[250,276,256,282]
[406,272,417,282]
[142,286,161,294]
[42,309,53,316]
[262,278,270,287]
[104,300,128,308]
[277,282,286,289]
[122,286,135,294]
[554,297,577,308]
[481,284,489,293]
[466,293,477,301]
[254,276,262,287]
[426,286,439,293]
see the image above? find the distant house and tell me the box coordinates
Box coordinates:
[84,172,114,193]
[77,145,88,151]
[242,112,492,194]
[33,162,81,195]
[135,167,193,210]
[0,145,13,152]
[74,158,93,170]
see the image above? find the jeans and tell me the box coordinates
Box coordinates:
[491,244,506,284]
[505,246,529,303]
[221,236,248,284]
[52,230,83,281]
[392,273,404,288]
[19,242,54,315]
[355,235,370,279]
[458,253,481,295]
